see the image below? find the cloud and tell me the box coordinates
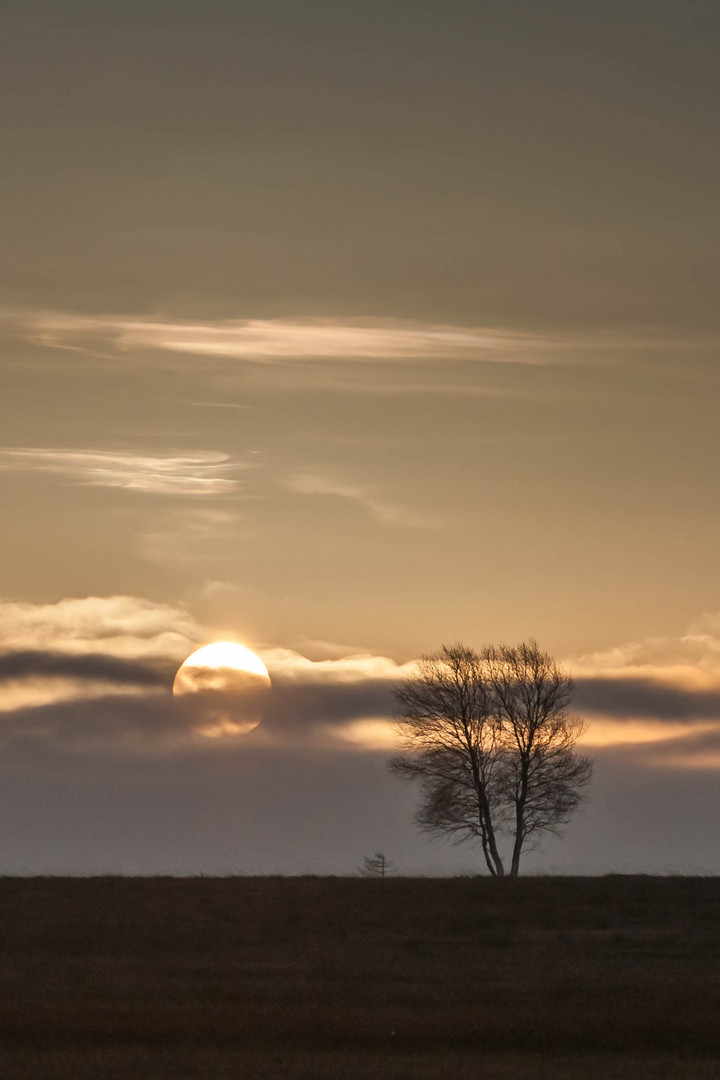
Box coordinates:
[571,614,720,685]
[261,647,416,685]
[263,679,394,735]
[564,614,720,760]
[575,675,720,721]
[20,314,565,364]
[0,608,413,756]
[2,606,720,874]
[654,750,720,770]
[639,719,720,770]
[0,448,244,496]
[0,691,189,756]
[15,312,719,368]
[284,472,435,528]
[0,599,381,755]
[0,650,174,720]
[578,719,720,751]
[263,625,720,759]
[137,506,243,569]
[0,649,172,687]
[248,647,413,749]
[0,663,399,757]
[2,598,720,763]
[0,595,203,660]
[260,646,720,757]
[0,648,402,758]
[0,596,201,719]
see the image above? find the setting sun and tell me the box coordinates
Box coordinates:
[173,642,271,737]
[175,641,270,680]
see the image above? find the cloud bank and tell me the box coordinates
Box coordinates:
[0,595,203,660]
[0,596,719,766]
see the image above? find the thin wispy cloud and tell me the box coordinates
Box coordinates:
[14,312,717,367]
[0,448,244,496]
[13,313,634,365]
[21,314,550,362]
[285,472,436,528]
[137,506,243,569]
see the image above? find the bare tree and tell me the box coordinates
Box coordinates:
[483,641,592,875]
[360,851,394,878]
[390,641,592,877]
[391,645,506,876]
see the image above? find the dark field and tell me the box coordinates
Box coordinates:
[0,876,718,1079]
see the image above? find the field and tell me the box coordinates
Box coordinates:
[0,875,718,1079]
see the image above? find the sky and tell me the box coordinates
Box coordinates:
[1,0,719,874]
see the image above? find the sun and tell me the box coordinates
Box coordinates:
[176,641,270,679]
[173,641,271,737]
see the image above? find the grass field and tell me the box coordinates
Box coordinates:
[0,875,717,1078]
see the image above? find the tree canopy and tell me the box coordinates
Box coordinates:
[391,640,592,876]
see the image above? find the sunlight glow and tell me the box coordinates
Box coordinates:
[579,719,718,748]
[336,718,399,750]
[176,641,270,680]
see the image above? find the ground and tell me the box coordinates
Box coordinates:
[0,875,717,1078]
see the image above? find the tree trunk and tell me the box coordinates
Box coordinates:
[478,790,505,876]
[510,759,530,876]
[509,803,524,876]
[487,821,505,877]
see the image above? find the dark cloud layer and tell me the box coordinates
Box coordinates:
[2,650,720,761]
[271,671,720,735]
[0,650,174,687]
[0,675,395,756]
[575,676,720,722]
[0,692,182,755]
[265,679,395,732]
[5,651,719,733]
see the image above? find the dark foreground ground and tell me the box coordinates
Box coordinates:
[0,875,718,1079]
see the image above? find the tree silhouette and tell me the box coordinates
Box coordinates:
[390,641,592,876]
[359,851,394,878]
